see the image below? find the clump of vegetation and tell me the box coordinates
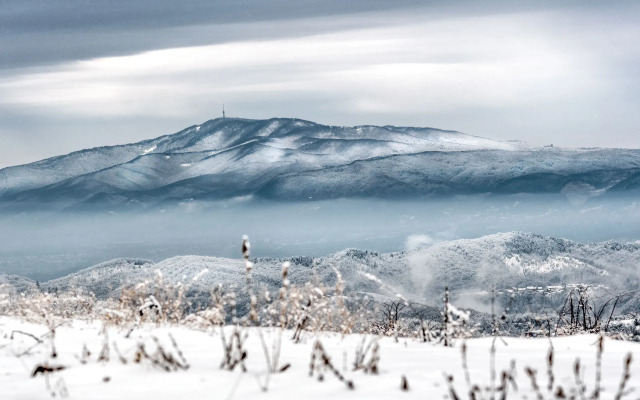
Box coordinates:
[352,336,380,374]
[309,339,354,390]
[523,335,633,400]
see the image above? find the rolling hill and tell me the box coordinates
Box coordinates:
[1,232,632,314]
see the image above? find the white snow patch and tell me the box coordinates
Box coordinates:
[142,145,157,154]
[504,254,608,275]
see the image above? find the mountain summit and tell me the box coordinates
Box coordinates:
[1,117,639,210]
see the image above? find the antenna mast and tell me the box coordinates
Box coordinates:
[222,104,226,119]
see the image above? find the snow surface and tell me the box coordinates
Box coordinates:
[1,316,639,399]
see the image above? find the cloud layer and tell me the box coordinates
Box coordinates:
[1,1,640,168]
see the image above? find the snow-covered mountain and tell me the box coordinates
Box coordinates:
[25,232,639,314]
[1,117,639,210]
[407,232,640,291]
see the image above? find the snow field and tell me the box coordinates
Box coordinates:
[1,316,639,399]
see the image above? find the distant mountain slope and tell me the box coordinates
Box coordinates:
[256,149,640,199]
[0,273,37,294]
[35,233,640,313]
[408,232,640,291]
[41,250,409,302]
[1,117,639,210]
[42,258,154,298]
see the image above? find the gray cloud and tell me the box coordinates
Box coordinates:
[1,0,625,70]
[1,1,640,168]
[1,0,429,69]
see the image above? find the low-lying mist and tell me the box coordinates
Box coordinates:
[1,194,639,281]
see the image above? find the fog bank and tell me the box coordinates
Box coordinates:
[1,195,639,280]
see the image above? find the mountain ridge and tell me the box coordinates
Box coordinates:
[1,117,639,210]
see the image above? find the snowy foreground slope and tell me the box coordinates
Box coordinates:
[1,117,640,210]
[1,317,639,399]
[2,232,640,399]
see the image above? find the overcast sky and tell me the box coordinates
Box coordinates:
[1,1,639,168]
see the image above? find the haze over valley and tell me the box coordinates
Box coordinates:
[1,117,639,282]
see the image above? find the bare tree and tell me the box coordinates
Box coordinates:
[555,285,634,334]
[378,300,407,332]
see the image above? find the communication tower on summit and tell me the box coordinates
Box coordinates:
[222,104,226,119]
